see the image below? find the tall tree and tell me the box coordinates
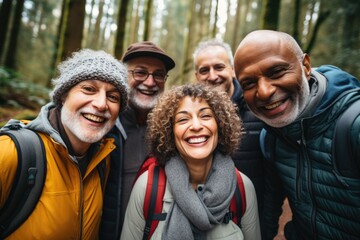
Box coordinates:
[198,0,211,39]
[143,0,154,40]
[114,0,130,59]
[260,0,281,30]
[211,0,219,37]
[0,0,13,62]
[129,0,140,43]
[181,0,196,84]
[4,0,25,69]
[56,0,86,65]
[292,0,301,43]
[341,0,359,49]
[231,0,242,50]
[85,0,96,47]
[304,9,330,54]
[89,0,104,49]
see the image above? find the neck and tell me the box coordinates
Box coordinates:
[185,157,213,190]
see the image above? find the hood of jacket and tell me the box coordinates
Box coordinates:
[25,102,66,147]
[314,65,360,113]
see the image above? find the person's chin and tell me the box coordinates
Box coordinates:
[132,97,157,111]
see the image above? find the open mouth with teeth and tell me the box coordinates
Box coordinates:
[185,136,208,144]
[138,89,158,96]
[264,100,283,110]
[83,113,106,123]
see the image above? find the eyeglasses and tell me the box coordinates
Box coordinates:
[128,69,168,83]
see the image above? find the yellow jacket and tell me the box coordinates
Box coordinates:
[0,104,113,240]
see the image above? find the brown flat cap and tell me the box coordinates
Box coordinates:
[122,41,175,71]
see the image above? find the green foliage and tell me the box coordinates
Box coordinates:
[0,66,50,109]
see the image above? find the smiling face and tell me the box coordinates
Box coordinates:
[173,96,218,163]
[126,56,167,112]
[234,31,312,128]
[195,46,235,97]
[61,80,120,154]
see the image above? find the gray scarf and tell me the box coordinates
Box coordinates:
[161,152,237,240]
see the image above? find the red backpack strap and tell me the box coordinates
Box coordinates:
[229,169,246,226]
[141,157,167,240]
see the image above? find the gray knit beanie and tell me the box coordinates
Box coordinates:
[50,49,129,111]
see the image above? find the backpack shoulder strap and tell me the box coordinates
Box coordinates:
[259,128,274,161]
[228,169,246,227]
[333,99,360,178]
[138,157,166,240]
[0,125,46,238]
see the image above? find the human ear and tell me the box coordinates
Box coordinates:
[302,54,311,79]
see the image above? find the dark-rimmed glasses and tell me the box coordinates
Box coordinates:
[128,69,168,83]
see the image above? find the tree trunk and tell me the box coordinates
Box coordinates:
[90,0,104,49]
[211,0,219,38]
[0,0,13,61]
[60,0,86,61]
[85,0,96,46]
[181,0,196,84]
[260,0,281,30]
[292,0,301,44]
[4,0,25,69]
[341,0,359,49]
[143,0,153,41]
[305,9,330,54]
[114,0,130,59]
[231,0,242,50]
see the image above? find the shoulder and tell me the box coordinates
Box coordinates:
[0,134,19,169]
[0,134,19,206]
[130,170,149,206]
[239,171,255,192]
[237,171,257,214]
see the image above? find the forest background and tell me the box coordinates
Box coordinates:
[0,0,359,124]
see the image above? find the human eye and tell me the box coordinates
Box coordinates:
[240,78,256,91]
[267,66,287,79]
[200,109,214,120]
[134,70,148,78]
[153,72,167,81]
[107,92,120,103]
[214,65,226,71]
[81,84,96,94]
[175,114,189,124]
[198,67,209,75]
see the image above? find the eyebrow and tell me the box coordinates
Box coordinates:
[175,107,212,115]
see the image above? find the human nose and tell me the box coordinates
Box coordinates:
[141,74,157,87]
[256,78,275,100]
[92,91,108,111]
[190,117,202,131]
[207,68,218,81]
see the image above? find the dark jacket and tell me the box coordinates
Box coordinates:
[231,78,266,222]
[100,106,148,239]
[262,65,360,240]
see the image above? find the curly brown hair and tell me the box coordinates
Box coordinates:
[146,82,243,166]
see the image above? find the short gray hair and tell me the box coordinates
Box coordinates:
[193,39,234,67]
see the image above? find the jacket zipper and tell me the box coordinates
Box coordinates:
[301,121,317,239]
[79,166,84,240]
[71,158,84,240]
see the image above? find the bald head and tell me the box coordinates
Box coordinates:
[234,30,304,76]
